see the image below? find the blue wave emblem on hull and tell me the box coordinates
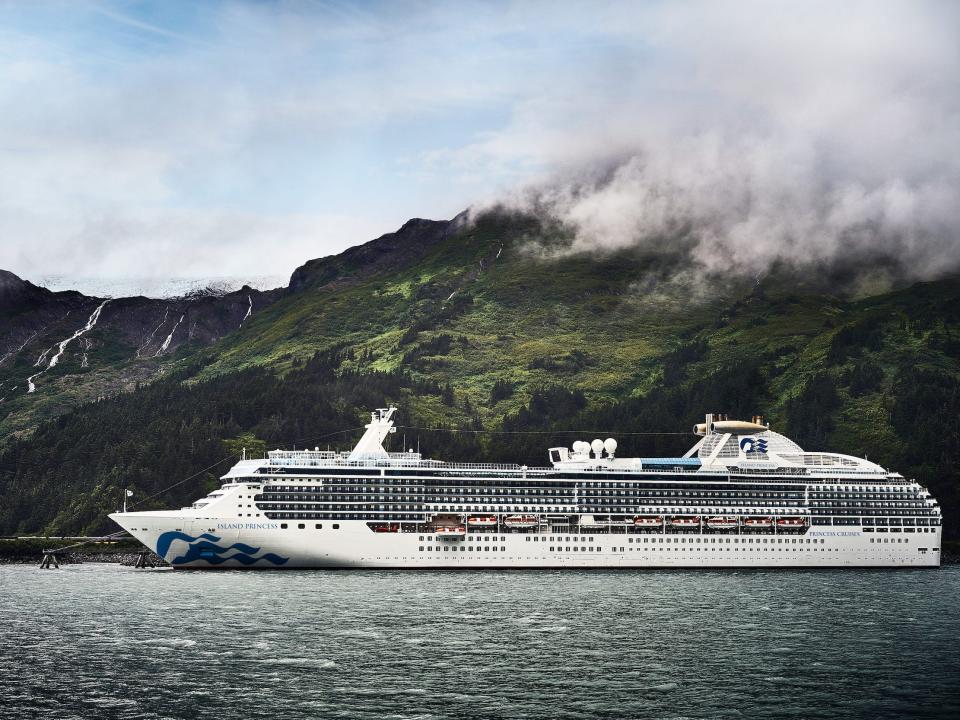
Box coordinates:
[155,531,288,566]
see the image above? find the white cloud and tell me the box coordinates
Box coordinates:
[0,1,956,287]
[454,1,960,282]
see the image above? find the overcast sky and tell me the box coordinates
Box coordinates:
[1,0,957,285]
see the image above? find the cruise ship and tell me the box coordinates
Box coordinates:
[109,407,942,568]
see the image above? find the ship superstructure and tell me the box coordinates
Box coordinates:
[110,407,942,568]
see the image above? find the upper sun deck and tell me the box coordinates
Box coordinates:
[220,407,896,482]
[266,448,526,473]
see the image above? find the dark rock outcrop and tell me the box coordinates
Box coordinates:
[288,216,462,293]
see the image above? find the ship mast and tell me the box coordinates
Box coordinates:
[347,406,397,461]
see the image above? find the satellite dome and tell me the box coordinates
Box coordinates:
[591,439,604,457]
[572,440,590,455]
[603,438,617,457]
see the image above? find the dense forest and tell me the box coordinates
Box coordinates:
[1,337,957,539]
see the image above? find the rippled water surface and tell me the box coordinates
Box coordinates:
[2,564,959,719]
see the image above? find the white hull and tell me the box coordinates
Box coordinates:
[110,512,942,569]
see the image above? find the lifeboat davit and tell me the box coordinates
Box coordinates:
[743,516,773,528]
[468,515,498,526]
[776,517,808,528]
[706,516,738,530]
[634,515,663,527]
[670,515,700,528]
[504,514,538,529]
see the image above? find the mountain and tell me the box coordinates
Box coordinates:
[1,210,958,538]
[0,273,283,439]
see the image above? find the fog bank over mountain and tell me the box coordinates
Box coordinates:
[472,1,959,285]
[1,1,955,286]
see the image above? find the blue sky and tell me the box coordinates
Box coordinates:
[1,1,957,284]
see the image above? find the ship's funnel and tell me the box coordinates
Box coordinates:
[710,420,768,434]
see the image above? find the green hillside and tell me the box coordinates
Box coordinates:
[1,211,958,537]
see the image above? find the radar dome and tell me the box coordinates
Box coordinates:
[591,438,604,457]
[572,440,590,455]
[603,438,617,457]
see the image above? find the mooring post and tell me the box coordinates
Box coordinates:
[39,552,59,569]
[134,550,155,569]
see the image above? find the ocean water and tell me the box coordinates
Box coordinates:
[1,564,959,720]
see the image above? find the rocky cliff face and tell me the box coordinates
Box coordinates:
[1,276,282,371]
[288,217,462,293]
[2,214,467,415]
[0,272,284,437]
[0,215,462,437]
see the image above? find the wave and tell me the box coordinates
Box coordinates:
[337,628,384,639]
[640,682,678,692]
[261,658,337,668]
[155,531,288,566]
[131,637,197,648]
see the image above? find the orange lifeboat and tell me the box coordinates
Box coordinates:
[504,514,538,529]
[436,526,466,538]
[633,515,663,527]
[670,515,700,528]
[706,516,738,530]
[776,517,808,528]
[743,516,773,528]
[467,515,498,526]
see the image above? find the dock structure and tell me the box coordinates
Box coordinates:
[35,531,133,569]
[133,550,156,568]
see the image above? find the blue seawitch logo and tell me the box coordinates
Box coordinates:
[739,437,768,454]
[155,531,288,566]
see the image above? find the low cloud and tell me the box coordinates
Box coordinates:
[1,1,956,290]
[464,1,960,287]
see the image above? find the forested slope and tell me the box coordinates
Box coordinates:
[1,212,958,537]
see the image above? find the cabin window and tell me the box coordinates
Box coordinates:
[333,523,340,529]
[280,523,288,529]
[298,523,305,529]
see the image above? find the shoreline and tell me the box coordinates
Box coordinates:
[0,538,167,566]
[0,552,168,566]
